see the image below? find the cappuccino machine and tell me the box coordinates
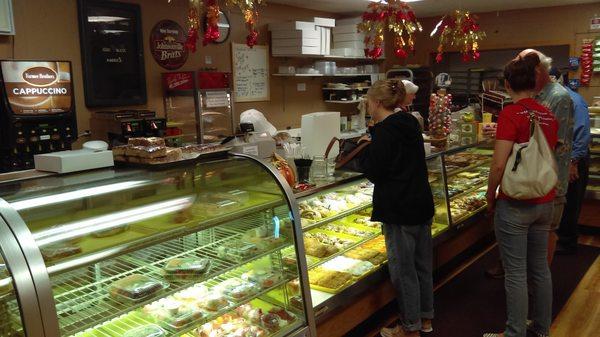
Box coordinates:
[0,60,77,172]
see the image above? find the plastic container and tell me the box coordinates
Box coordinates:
[218,279,260,302]
[217,241,259,262]
[108,274,168,303]
[122,324,166,337]
[241,270,282,289]
[160,309,205,330]
[163,258,211,281]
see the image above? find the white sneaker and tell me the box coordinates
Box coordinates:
[381,325,401,337]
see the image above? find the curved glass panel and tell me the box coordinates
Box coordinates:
[0,255,25,337]
[0,157,309,337]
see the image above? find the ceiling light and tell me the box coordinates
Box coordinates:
[369,0,423,2]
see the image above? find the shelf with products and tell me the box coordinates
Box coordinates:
[0,156,316,337]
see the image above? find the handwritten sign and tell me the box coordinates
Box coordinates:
[232,43,269,102]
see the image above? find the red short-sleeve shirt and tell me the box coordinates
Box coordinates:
[495,98,559,204]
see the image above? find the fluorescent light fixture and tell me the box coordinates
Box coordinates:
[10,181,150,211]
[87,16,129,23]
[34,196,195,247]
[369,0,423,2]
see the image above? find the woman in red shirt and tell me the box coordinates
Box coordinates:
[484,53,558,337]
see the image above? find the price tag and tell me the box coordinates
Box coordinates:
[272,216,280,239]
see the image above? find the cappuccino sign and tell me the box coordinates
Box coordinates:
[150,20,188,70]
[1,61,72,115]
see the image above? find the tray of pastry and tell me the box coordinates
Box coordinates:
[343,244,387,266]
[113,137,231,170]
[308,267,354,294]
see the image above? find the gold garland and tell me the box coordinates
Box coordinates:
[431,10,486,63]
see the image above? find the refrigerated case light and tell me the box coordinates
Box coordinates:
[34,196,195,247]
[10,181,150,211]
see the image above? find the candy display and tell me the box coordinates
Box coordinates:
[429,92,452,139]
[109,274,167,303]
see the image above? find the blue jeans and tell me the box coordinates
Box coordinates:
[383,220,434,332]
[495,199,553,337]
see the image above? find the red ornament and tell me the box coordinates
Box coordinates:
[435,53,443,63]
[185,28,199,52]
[472,50,481,61]
[246,30,259,47]
[395,48,408,59]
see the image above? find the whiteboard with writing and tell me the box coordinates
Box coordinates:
[232,43,270,102]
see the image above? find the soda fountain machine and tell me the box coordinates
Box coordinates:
[0,60,77,172]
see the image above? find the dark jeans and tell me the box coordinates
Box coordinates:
[383,220,434,332]
[557,155,590,249]
[495,199,553,337]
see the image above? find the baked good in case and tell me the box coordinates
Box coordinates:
[217,241,259,262]
[40,242,82,262]
[128,137,166,147]
[308,267,352,289]
[112,145,130,156]
[217,279,259,301]
[164,258,210,279]
[109,274,165,302]
[201,293,229,311]
[304,237,338,258]
[91,225,128,238]
[241,269,282,289]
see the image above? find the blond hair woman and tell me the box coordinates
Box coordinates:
[359,80,435,337]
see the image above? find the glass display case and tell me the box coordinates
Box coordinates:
[587,111,600,199]
[162,72,235,146]
[0,156,315,337]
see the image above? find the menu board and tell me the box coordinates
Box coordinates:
[232,43,269,102]
[77,0,146,107]
[0,61,73,115]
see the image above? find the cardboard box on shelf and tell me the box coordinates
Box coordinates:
[334,40,365,50]
[272,45,322,55]
[333,32,365,43]
[320,27,331,55]
[331,48,364,57]
[271,28,320,39]
[314,17,336,27]
[272,37,321,48]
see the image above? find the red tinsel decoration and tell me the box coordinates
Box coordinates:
[358,0,422,60]
[431,10,486,63]
[203,0,221,46]
[185,0,200,52]
[227,0,265,48]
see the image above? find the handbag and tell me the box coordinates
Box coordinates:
[324,137,371,172]
[500,105,558,199]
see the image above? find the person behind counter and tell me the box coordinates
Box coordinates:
[395,80,425,131]
[483,53,558,337]
[359,79,435,337]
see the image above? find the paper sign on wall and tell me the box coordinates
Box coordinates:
[204,91,230,108]
[232,43,270,102]
[591,17,600,30]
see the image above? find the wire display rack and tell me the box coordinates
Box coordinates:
[53,204,296,337]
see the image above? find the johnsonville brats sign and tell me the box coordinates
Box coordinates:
[150,20,188,70]
[0,61,72,115]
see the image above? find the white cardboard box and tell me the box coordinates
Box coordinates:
[272,37,321,47]
[269,21,316,31]
[331,48,365,57]
[314,17,336,27]
[34,150,114,174]
[319,27,332,55]
[333,24,360,34]
[271,28,320,39]
[272,45,322,55]
[334,40,365,49]
[333,32,365,43]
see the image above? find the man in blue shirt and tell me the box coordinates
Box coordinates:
[549,68,591,254]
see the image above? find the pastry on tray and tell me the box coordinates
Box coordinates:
[217,279,260,301]
[163,257,211,280]
[308,267,352,289]
[241,269,282,289]
[322,256,375,277]
[201,293,229,311]
[109,274,166,302]
[128,137,166,147]
[143,297,204,330]
[40,242,81,262]
[345,247,387,265]
[303,237,338,258]
[111,145,129,156]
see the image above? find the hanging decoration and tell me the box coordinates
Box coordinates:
[225,0,264,48]
[185,0,201,52]
[203,0,221,46]
[357,0,422,60]
[430,10,486,63]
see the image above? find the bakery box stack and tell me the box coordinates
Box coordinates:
[269,17,335,56]
[332,17,368,58]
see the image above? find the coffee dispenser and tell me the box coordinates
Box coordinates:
[0,60,77,172]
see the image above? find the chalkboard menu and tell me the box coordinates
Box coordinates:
[232,43,269,102]
[77,0,146,107]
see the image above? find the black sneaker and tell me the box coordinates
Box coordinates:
[526,320,549,337]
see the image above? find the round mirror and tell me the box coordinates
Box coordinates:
[203,10,231,44]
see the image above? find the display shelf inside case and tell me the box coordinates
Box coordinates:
[0,156,314,337]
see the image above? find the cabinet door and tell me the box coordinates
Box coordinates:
[0,0,15,35]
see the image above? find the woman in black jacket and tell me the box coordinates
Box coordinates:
[360,79,435,337]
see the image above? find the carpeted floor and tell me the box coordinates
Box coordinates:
[346,244,599,337]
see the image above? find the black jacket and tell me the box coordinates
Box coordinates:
[360,112,434,226]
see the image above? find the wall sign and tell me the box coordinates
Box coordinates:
[77,0,147,107]
[232,43,269,102]
[150,20,188,70]
[0,61,73,115]
[591,17,600,30]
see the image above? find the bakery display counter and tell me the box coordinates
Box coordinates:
[0,156,316,337]
[587,130,600,200]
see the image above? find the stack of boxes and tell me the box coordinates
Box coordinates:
[332,17,368,58]
[269,17,335,56]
